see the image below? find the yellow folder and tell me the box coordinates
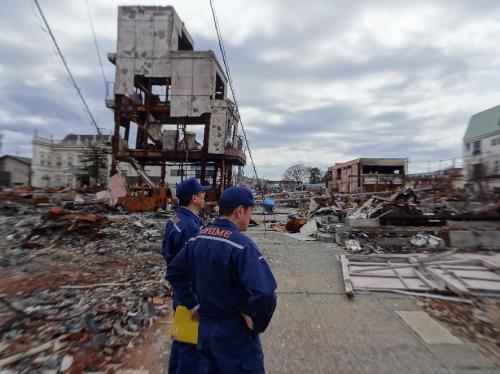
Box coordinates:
[168,305,199,345]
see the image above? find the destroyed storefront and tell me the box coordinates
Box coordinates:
[328,158,406,194]
[106,6,245,209]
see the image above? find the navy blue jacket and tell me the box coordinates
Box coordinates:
[161,206,203,266]
[166,218,277,334]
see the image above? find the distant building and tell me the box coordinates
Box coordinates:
[0,155,31,187]
[31,134,111,188]
[328,158,406,194]
[268,180,299,192]
[407,167,464,191]
[463,104,500,192]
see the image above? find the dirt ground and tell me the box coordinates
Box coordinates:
[118,312,172,374]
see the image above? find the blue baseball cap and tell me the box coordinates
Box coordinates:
[176,177,212,201]
[219,186,255,209]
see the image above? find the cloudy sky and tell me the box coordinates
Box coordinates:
[1,0,500,179]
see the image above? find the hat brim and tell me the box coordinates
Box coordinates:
[199,185,212,192]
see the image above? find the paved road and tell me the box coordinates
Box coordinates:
[249,226,499,374]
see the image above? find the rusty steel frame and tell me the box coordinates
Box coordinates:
[109,76,245,198]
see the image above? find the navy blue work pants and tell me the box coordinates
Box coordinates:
[197,316,265,374]
[168,340,200,374]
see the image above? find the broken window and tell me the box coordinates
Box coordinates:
[215,73,225,99]
[362,165,405,174]
[472,163,485,178]
[151,84,168,103]
[177,31,193,51]
[473,140,481,155]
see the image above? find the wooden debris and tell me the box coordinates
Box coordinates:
[340,255,354,299]
[0,338,67,367]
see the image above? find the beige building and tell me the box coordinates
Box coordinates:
[328,158,406,194]
[31,134,111,188]
[0,155,31,187]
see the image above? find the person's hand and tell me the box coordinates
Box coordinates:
[241,313,253,331]
[190,305,200,321]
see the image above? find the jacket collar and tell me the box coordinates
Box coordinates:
[213,217,238,231]
[176,206,203,225]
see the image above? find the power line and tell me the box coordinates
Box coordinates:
[84,0,107,87]
[208,0,264,193]
[33,0,102,135]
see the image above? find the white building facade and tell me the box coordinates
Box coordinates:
[31,135,111,188]
[32,134,215,189]
[463,105,500,192]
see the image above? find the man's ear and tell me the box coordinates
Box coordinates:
[235,205,243,217]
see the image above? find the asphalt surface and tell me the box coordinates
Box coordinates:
[249,225,499,374]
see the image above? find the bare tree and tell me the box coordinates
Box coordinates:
[283,164,310,184]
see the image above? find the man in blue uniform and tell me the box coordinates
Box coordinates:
[167,186,277,373]
[162,177,211,374]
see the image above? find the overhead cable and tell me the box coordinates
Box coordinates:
[33,0,102,135]
[84,0,108,88]
[208,0,263,193]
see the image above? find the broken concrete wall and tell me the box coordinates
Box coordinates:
[208,100,239,154]
[170,51,227,117]
[115,6,191,95]
[162,130,178,151]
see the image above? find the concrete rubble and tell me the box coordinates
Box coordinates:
[257,184,500,364]
[0,181,499,370]
[0,187,174,372]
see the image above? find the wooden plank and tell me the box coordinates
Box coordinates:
[413,269,443,291]
[0,339,66,367]
[481,259,500,272]
[387,261,410,290]
[351,257,469,275]
[351,277,427,291]
[424,267,470,296]
[340,255,354,299]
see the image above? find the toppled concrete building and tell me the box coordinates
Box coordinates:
[328,158,406,193]
[106,6,245,194]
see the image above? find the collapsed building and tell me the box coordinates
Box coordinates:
[106,6,245,198]
[328,158,406,194]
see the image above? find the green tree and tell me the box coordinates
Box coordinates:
[322,169,332,184]
[309,167,323,184]
[77,144,109,187]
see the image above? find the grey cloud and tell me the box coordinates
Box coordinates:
[1,0,500,177]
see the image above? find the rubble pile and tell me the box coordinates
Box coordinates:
[0,197,171,372]
[348,189,429,225]
[421,298,500,365]
[266,187,499,254]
